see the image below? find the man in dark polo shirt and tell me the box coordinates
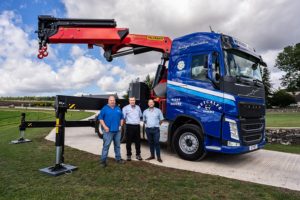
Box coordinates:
[98,95,125,167]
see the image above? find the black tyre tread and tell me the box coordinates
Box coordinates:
[172,124,206,161]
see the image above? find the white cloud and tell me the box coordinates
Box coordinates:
[260,49,285,89]
[63,0,300,52]
[63,0,300,91]
[0,11,122,96]
[70,45,87,58]
[2,0,300,96]
[56,55,106,89]
[97,76,115,91]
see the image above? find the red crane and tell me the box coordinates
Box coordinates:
[37,16,172,61]
[37,16,172,110]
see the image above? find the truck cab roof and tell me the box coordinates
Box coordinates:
[171,32,261,61]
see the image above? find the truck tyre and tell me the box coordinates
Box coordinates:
[172,124,206,161]
[94,116,103,139]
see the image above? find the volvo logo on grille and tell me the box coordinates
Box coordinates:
[246,88,260,97]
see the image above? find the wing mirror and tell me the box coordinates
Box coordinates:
[207,52,220,88]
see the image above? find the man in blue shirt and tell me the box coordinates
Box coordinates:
[143,99,164,162]
[98,96,124,167]
[122,97,143,161]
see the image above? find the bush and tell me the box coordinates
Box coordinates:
[271,90,296,107]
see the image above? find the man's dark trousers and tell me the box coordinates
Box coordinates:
[126,124,141,156]
[145,127,160,158]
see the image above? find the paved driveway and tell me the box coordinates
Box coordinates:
[45,123,300,191]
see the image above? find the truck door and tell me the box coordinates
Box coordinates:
[185,51,223,138]
[166,54,189,120]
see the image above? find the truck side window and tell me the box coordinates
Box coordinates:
[191,54,209,81]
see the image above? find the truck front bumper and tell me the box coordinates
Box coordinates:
[206,140,266,154]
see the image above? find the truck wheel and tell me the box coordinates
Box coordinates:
[172,124,206,161]
[94,116,103,139]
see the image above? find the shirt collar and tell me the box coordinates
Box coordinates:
[148,107,155,111]
[107,104,116,109]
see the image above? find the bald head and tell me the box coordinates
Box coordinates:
[108,95,116,107]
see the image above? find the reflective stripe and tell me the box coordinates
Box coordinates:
[206,146,221,151]
[167,80,235,106]
[167,80,235,101]
[56,118,59,134]
[225,118,236,123]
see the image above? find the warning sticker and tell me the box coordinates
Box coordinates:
[147,36,164,41]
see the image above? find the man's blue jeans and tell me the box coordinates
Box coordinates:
[145,127,160,158]
[101,131,121,162]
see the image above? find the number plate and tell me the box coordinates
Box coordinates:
[249,144,258,151]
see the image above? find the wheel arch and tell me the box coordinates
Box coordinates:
[168,114,204,150]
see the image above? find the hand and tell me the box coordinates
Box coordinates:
[104,126,109,132]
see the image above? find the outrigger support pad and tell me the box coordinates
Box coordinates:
[10,113,32,144]
[39,163,77,176]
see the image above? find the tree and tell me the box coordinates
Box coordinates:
[144,74,154,90]
[122,90,129,100]
[261,66,272,108]
[275,43,300,92]
[270,89,296,108]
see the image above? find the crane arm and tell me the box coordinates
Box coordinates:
[36,16,172,61]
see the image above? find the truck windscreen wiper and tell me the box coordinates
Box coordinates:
[253,79,263,87]
[236,75,252,85]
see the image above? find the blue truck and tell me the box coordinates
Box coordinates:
[37,16,266,161]
[163,33,266,160]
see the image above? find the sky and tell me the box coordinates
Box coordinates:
[0,0,299,97]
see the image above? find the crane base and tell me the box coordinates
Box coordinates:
[39,164,77,176]
[10,138,32,144]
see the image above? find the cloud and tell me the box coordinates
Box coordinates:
[260,49,285,89]
[63,0,300,52]
[0,11,125,96]
[2,0,299,96]
[63,0,300,90]
[70,45,87,58]
[56,55,107,89]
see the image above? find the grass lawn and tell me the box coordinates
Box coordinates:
[266,112,300,127]
[0,108,300,199]
[264,144,300,154]
[265,112,300,154]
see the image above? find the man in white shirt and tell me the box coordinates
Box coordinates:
[122,97,143,161]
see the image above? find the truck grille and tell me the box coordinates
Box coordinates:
[239,118,264,145]
[239,102,265,118]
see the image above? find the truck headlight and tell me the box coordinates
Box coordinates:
[225,118,239,140]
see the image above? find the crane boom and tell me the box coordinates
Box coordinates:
[36,16,172,61]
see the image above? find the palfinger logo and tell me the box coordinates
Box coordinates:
[147,36,164,41]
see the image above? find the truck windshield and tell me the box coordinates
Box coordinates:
[224,50,262,82]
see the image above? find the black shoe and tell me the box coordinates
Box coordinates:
[127,156,131,161]
[100,161,107,168]
[145,156,155,160]
[157,157,163,163]
[136,155,143,161]
[116,159,125,164]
